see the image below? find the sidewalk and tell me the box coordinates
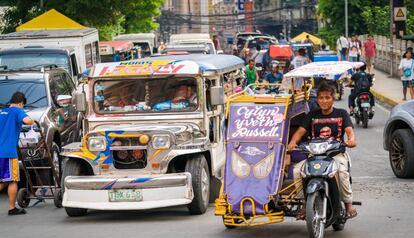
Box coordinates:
[371,69,404,107]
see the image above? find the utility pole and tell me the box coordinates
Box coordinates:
[390,0,394,76]
[345,0,348,38]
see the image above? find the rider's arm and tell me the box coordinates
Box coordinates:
[343,110,356,147]
[345,126,356,148]
[288,127,307,151]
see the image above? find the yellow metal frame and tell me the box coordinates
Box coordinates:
[216,82,312,227]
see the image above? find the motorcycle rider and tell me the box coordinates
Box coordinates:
[348,63,375,116]
[264,61,283,84]
[287,81,358,219]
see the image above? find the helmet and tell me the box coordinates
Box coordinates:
[271,60,279,69]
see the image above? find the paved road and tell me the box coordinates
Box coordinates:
[1,89,414,238]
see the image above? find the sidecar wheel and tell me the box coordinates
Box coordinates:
[186,154,210,215]
[306,192,325,238]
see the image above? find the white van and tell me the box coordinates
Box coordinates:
[169,33,217,54]
[114,33,156,57]
[0,28,100,74]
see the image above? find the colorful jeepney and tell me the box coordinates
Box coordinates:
[61,55,244,216]
[215,82,311,226]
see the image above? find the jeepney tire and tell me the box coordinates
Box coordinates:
[185,154,210,215]
[17,188,30,208]
[61,159,88,217]
[53,188,63,208]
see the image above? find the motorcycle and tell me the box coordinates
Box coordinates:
[296,138,354,238]
[353,91,374,128]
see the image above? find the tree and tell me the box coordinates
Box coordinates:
[0,0,164,40]
[317,0,389,47]
[361,6,390,36]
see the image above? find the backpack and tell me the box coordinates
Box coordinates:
[355,72,371,90]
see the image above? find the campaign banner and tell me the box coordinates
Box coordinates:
[227,103,285,142]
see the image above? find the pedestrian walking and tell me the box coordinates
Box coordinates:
[336,34,349,61]
[355,35,363,61]
[399,49,414,100]
[0,92,33,215]
[363,35,377,74]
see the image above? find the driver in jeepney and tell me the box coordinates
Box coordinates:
[152,83,197,111]
[287,81,358,220]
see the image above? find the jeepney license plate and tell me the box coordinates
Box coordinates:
[361,102,370,107]
[108,189,143,202]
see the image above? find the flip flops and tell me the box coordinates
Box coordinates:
[346,208,358,219]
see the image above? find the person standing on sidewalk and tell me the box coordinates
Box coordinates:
[336,34,349,61]
[0,92,33,215]
[363,35,377,74]
[355,35,363,62]
[349,36,361,62]
[398,49,414,100]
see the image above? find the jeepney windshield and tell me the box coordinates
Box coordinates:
[93,77,198,113]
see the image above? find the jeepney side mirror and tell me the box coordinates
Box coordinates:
[57,95,72,107]
[210,86,225,106]
[74,92,87,112]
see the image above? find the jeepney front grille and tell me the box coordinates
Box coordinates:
[112,149,148,169]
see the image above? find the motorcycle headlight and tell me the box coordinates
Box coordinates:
[88,136,107,152]
[152,135,171,149]
[307,142,329,155]
[231,151,251,178]
[253,152,275,179]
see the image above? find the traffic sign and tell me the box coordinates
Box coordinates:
[237,0,245,12]
[394,7,407,21]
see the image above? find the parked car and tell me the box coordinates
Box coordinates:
[383,100,414,178]
[0,67,82,186]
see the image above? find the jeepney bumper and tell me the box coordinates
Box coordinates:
[62,172,193,210]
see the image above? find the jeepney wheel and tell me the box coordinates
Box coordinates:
[17,188,30,208]
[185,154,210,215]
[61,159,88,217]
[53,188,63,208]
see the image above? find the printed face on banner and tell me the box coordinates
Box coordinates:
[228,104,285,141]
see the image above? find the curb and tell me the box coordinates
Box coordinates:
[371,88,399,108]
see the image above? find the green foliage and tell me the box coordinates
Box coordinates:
[317,0,390,39]
[0,0,164,40]
[361,6,390,36]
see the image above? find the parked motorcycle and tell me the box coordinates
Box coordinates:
[296,139,351,238]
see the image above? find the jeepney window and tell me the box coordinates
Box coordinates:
[84,44,93,68]
[93,78,198,113]
[92,41,100,64]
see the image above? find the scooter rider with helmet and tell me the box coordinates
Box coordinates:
[348,63,375,116]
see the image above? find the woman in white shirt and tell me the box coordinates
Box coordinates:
[348,36,360,62]
[399,49,414,100]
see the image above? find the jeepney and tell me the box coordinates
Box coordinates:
[60,54,244,217]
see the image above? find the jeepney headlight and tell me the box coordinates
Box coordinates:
[232,151,250,178]
[88,136,107,152]
[152,135,171,149]
[253,152,275,179]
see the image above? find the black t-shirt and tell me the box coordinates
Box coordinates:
[301,108,353,142]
